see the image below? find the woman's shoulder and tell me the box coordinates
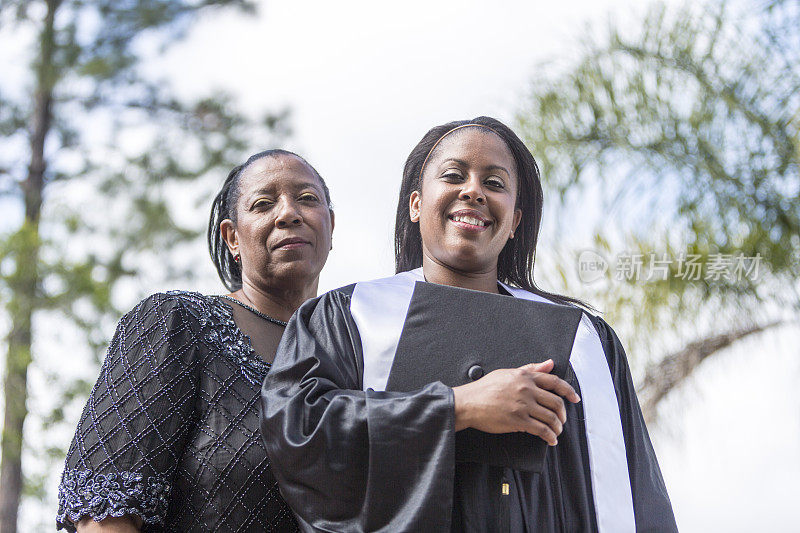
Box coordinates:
[103,292,216,366]
[107,291,229,367]
[292,285,356,324]
[123,290,224,326]
[302,275,413,318]
[132,289,213,311]
[578,311,618,345]
[320,270,423,307]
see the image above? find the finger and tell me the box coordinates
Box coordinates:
[532,388,567,424]
[532,373,580,403]
[521,417,558,446]
[521,359,554,374]
[528,404,563,436]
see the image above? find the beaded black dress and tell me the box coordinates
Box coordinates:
[56,291,299,532]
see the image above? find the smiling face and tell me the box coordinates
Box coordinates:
[409,128,521,275]
[221,154,334,292]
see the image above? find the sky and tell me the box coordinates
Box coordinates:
[146,0,651,292]
[5,0,800,530]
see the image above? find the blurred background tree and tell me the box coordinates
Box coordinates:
[2,0,797,529]
[0,1,289,530]
[518,0,799,422]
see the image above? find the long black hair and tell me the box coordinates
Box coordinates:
[208,149,332,292]
[394,116,591,309]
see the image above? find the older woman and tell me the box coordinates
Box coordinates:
[261,118,677,532]
[57,149,334,532]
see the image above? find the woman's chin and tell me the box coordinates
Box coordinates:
[258,262,322,289]
[435,250,495,274]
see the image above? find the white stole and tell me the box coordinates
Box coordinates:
[349,268,635,532]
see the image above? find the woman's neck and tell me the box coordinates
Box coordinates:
[421,255,499,294]
[228,277,319,322]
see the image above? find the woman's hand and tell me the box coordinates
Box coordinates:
[452,359,580,445]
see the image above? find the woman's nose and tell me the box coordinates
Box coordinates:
[275,199,303,227]
[459,177,485,204]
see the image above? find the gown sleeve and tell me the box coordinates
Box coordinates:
[56,293,202,532]
[590,316,679,532]
[261,289,456,533]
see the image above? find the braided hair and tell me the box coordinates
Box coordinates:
[208,149,331,291]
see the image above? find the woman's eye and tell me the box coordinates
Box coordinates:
[299,194,319,202]
[486,178,505,189]
[442,173,464,182]
[253,199,273,208]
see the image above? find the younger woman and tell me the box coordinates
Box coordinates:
[261,119,676,532]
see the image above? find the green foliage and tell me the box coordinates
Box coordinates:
[0,0,286,527]
[517,0,800,354]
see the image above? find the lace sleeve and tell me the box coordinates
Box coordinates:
[56,293,203,531]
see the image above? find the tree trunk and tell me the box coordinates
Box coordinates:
[0,1,59,531]
[637,320,784,425]
[0,235,38,533]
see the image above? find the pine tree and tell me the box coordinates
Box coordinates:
[0,1,288,530]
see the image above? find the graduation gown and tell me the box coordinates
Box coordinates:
[261,269,677,532]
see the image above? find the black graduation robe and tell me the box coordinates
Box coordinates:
[261,269,678,532]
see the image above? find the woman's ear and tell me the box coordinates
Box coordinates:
[220,219,238,256]
[329,210,335,250]
[409,191,421,223]
[510,208,522,239]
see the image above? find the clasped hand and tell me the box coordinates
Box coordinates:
[452,359,580,446]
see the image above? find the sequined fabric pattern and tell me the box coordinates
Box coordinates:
[56,291,298,532]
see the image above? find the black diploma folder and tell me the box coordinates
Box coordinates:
[385,281,583,472]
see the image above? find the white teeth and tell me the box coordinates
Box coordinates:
[452,215,487,227]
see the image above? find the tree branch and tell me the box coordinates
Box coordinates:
[638,319,786,424]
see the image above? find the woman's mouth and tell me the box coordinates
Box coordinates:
[448,211,491,231]
[273,237,311,250]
